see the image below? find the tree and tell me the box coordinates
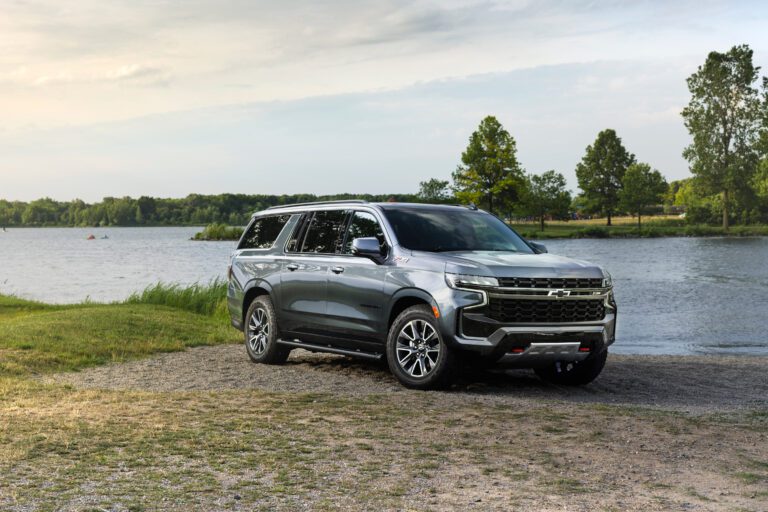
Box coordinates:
[452,116,526,214]
[682,44,763,230]
[417,178,451,203]
[525,170,572,231]
[575,129,635,226]
[619,163,668,229]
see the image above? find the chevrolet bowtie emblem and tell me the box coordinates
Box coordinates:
[548,289,571,298]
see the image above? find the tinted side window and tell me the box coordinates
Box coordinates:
[301,210,348,254]
[343,211,384,254]
[285,213,310,253]
[239,215,290,249]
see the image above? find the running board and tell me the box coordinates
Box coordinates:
[277,339,383,360]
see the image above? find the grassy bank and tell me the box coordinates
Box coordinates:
[193,217,768,242]
[513,216,768,239]
[0,281,232,377]
[192,223,244,241]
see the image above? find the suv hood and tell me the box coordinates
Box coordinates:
[439,251,605,279]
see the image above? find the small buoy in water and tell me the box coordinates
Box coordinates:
[101,235,109,239]
[87,234,96,240]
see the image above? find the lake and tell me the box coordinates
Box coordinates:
[1,227,766,356]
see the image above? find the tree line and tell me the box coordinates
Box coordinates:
[423,44,768,230]
[0,193,420,227]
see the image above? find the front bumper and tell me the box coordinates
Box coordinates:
[446,304,616,367]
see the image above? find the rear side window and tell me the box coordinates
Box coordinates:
[239,215,291,249]
[285,213,310,253]
[300,210,348,253]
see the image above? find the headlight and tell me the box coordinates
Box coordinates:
[602,270,613,288]
[445,273,499,289]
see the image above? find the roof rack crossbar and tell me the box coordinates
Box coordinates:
[266,199,368,210]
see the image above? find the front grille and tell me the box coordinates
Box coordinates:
[497,277,604,289]
[486,298,606,323]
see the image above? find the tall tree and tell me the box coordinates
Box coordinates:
[417,178,451,203]
[525,170,572,231]
[681,44,763,230]
[619,163,668,229]
[575,129,635,226]
[452,116,525,214]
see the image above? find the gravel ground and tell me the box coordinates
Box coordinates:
[46,344,768,412]
[23,345,768,511]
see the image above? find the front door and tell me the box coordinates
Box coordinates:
[325,210,389,346]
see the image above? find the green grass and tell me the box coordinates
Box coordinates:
[124,279,228,317]
[735,472,765,484]
[512,217,768,239]
[189,217,768,241]
[0,282,234,377]
[192,223,244,241]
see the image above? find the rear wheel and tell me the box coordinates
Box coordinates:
[244,296,290,364]
[534,349,607,386]
[386,305,455,390]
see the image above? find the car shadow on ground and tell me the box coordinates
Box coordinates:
[285,352,768,411]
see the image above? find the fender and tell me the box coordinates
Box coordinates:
[386,287,439,325]
[236,278,277,328]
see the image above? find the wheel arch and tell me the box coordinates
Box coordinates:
[241,281,273,325]
[387,289,437,328]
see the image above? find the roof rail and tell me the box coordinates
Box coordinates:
[266,199,369,210]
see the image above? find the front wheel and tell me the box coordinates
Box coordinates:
[534,349,608,386]
[244,296,290,364]
[386,305,455,390]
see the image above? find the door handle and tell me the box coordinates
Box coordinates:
[331,266,345,274]
[286,263,299,271]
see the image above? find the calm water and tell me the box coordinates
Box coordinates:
[1,228,766,356]
[0,227,235,303]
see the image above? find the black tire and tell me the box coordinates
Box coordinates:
[534,349,608,386]
[244,296,290,364]
[386,305,455,390]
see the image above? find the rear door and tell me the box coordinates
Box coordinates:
[324,210,390,346]
[279,209,348,336]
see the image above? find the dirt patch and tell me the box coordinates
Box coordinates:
[45,344,768,412]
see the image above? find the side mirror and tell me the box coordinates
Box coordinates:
[352,237,384,260]
[529,241,548,253]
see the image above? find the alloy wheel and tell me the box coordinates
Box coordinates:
[247,307,270,355]
[396,319,440,378]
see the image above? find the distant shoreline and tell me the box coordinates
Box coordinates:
[190,221,768,241]
[3,222,768,241]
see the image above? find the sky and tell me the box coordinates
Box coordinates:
[1,0,768,202]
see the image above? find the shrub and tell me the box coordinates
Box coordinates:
[573,226,610,238]
[193,223,243,241]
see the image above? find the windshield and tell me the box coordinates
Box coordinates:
[383,208,534,253]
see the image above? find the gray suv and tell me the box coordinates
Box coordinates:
[227,200,616,389]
